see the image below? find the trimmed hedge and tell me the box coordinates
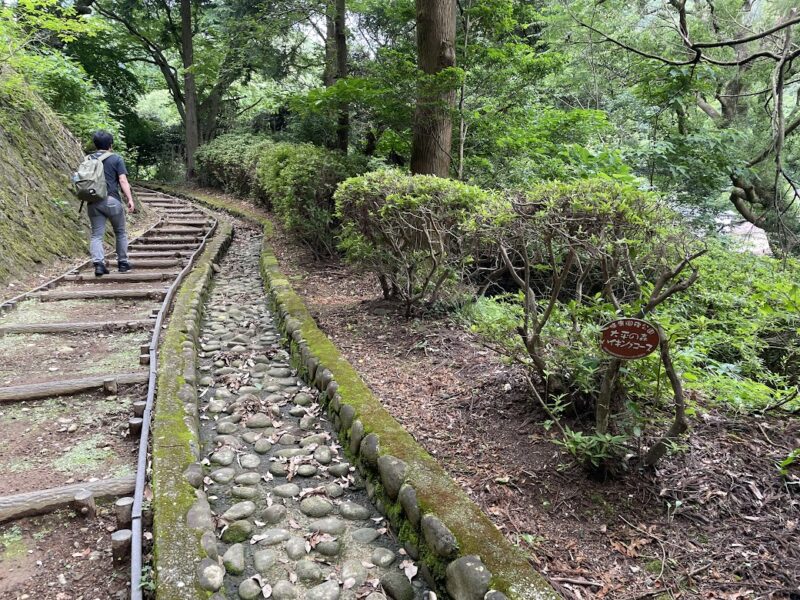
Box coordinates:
[195,135,364,257]
[335,169,506,314]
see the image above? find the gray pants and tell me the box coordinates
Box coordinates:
[88,196,128,263]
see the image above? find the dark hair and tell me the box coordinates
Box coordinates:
[92,130,113,150]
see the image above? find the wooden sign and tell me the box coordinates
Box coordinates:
[600,318,660,359]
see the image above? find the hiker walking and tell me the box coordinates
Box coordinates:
[74,131,135,276]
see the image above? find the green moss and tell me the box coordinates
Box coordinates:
[0,526,26,559]
[53,434,114,472]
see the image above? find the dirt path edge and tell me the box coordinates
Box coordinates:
[150,213,233,600]
[147,182,558,600]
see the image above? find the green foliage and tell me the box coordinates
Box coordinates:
[336,169,506,314]
[555,429,628,469]
[195,132,273,201]
[196,135,364,256]
[257,142,365,257]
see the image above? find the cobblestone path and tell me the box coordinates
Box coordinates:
[195,228,427,600]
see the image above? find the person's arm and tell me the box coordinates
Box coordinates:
[119,174,135,212]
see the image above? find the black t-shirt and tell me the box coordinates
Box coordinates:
[92,151,128,200]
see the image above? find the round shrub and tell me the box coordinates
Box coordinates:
[335,169,507,315]
[255,142,364,257]
[195,133,273,202]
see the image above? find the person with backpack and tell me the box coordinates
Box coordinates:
[73,131,135,276]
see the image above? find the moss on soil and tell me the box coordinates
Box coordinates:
[0,72,86,284]
[53,434,115,472]
[0,525,26,560]
[157,184,558,600]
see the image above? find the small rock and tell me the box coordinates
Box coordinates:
[284,536,307,559]
[296,464,318,477]
[278,433,298,445]
[217,421,237,435]
[221,520,253,543]
[293,393,313,406]
[339,501,370,521]
[307,580,341,600]
[342,560,367,587]
[309,517,347,535]
[235,472,261,485]
[272,580,298,600]
[273,483,300,498]
[484,592,510,600]
[445,556,492,600]
[240,454,261,468]
[197,558,224,592]
[201,531,218,560]
[313,446,332,464]
[300,496,333,518]
[254,549,277,573]
[421,514,458,559]
[351,528,379,543]
[269,462,288,476]
[377,455,407,500]
[296,559,323,582]
[222,543,245,575]
[315,540,341,556]
[210,467,236,484]
[254,438,272,454]
[238,578,262,600]
[210,448,235,466]
[258,528,290,546]
[247,413,271,428]
[371,548,395,567]
[262,504,287,524]
[380,570,414,600]
[222,501,255,521]
[325,483,344,498]
[232,486,258,499]
[328,462,350,477]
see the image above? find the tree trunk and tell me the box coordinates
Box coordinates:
[334,0,349,152]
[411,0,457,177]
[180,0,199,179]
[323,1,336,88]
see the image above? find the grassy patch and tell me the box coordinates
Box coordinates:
[53,434,114,472]
[0,526,27,559]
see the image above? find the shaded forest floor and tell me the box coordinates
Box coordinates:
[173,185,800,600]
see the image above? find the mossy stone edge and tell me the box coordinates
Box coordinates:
[145,182,558,600]
[151,218,233,600]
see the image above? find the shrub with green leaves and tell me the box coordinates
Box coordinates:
[195,133,273,202]
[335,169,508,315]
[256,142,364,257]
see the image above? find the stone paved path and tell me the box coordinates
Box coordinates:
[196,229,428,600]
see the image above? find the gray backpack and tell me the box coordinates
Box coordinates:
[72,151,111,203]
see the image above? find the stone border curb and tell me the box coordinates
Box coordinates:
[146,183,559,600]
[151,219,234,600]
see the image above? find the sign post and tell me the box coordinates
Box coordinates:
[600,318,660,360]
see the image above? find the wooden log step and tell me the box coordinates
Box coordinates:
[65,272,177,283]
[0,371,149,402]
[30,289,167,301]
[127,244,198,251]
[164,220,211,227]
[0,319,153,336]
[154,227,206,234]
[126,251,190,258]
[114,259,185,268]
[0,477,136,523]
[137,236,200,243]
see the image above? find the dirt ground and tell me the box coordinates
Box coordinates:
[167,186,800,599]
[0,509,130,599]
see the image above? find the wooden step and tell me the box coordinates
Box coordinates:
[137,236,200,244]
[153,228,207,234]
[0,319,153,336]
[127,251,190,258]
[30,288,167,301]
[0,477,136,523]
[164,219,211,227]
[0,371,149,402]
[127,244,198,251]
[111,258,184,268]
[65,272,177,283]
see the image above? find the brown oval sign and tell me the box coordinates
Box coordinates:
[600,318,660,359]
